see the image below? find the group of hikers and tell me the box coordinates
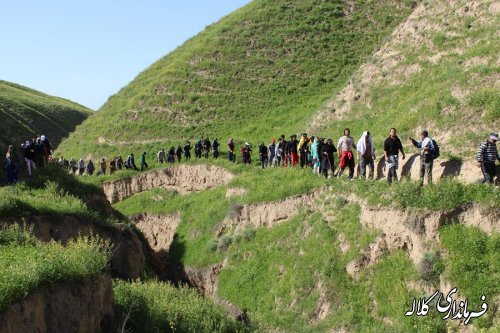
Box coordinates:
[4,135,52,184]
[3,130,499,185]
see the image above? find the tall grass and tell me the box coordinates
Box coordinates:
[0,224,110,310]
[114,280,255,333]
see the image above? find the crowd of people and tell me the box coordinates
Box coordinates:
[3,129,499,185]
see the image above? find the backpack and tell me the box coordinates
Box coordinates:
[430,139,440,159]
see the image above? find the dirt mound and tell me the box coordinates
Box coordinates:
[0,215,146,280]
[103,164,234,204]
[131,212,180,254]
[216,193,317,236]
[356,201,498,268]
[0,275,114,333]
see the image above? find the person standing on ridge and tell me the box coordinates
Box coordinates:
[268,139,276,167]
[410,130,436,185]
[298,133,310,168]
[41,135,52,165]
[311,136,319,174]
[258,142,268,169]
[288,134,299,167]
[384,128,405,184]
[357,131,376,180]
[99,158,106,176]
[86,159,95,176]
[321,138,336,178]
[176,145,183,162]
[227,138,236,163]
[116,155,124,170]
[184,141,192,160]
[194,139,202,159]
[23,140,36,177]
[241,142,252,165]
[337,128,355,179]
[157,148,165,164]
[126,153,138,170]
[140,152,148,171]
[274,138,283,167]
[476,133,499,184]
[78,158,85,176]
[203,138,211,158]
[213,138,220,159]
[168,147,176,163]
[5,145,18,184]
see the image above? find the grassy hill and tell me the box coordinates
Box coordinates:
[0,80,92,152]
[57,0,417,158]
[311,0,500,157]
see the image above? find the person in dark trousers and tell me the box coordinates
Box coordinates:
[384,128,405,184]
[227,138,236,163]
[140,152,148,171]
[258,142,268,169]
[274,138,283,167]
[116,156,124,170]
[99,158,107,175]
[86,159,95,176]
[194,140,203,158]
[213,138,220,159]
[320,139,336,178]
[35,137,45,168]
[356,131,376,180]
[157,148,166,164]
[476,133,499,184]
[168,147,176,163]
[241,142,252,165]
[126,153,138,170]
[5,145,18,184]
[337,128,355,179]
[184,141,192,160]
[176,145,183,162]
[203,138,211,158]
[410,130,435,185]
[279,135,288,167]
[268,139,276,167]
[298,133,310,168]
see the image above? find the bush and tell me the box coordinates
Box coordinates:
[114,280,253,333]
[0,225,110,310]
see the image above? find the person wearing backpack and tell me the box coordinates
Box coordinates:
[410,130,436,185]
[476,133,499,184]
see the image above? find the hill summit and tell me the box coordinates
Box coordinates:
[57,0,417,158]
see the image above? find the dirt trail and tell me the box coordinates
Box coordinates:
[103,164,234,204]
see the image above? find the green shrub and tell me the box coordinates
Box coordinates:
[113,280,253,333]
[0,225,110,310]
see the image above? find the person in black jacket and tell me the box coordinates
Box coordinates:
[176,145,183,162]
[258,142,268,169]
[213,138,220,159]
[320,139,337,178]
[23,140,36,177]
[184,141,192,160]
[203,138,211,158]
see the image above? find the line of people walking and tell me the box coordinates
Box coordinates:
[4,131,498,185]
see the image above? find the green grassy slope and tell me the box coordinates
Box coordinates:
[0,80,92,151]
[57,0,417,158]
[311,0,500,157]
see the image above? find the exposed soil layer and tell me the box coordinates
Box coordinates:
[0,275,114,333]
[103,164,234,204]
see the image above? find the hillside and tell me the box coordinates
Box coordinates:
[57,0,417,158]
[0,80,92,152]
[311,0,500,157]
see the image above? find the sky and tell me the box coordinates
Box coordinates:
[0,0,250,110]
